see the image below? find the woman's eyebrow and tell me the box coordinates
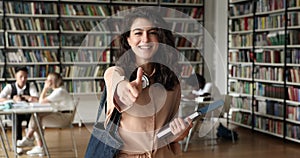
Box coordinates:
[131,27,158,32]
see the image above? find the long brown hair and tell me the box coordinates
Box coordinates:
[115,7,180,90]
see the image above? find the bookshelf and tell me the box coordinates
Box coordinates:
[0,0,205,123]
[228,0,300,143]
[0,1,4,88]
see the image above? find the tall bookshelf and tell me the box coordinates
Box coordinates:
[0,0,205,124]
[3,0,60,92]
[0,0,205,95]
[0,1,5,90]
[228,0,300,143]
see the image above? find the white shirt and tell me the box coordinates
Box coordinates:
[192,82,212,96]
[0,82,39,99]
[46,87,74,111]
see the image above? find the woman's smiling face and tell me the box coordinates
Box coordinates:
[127,18,159,65]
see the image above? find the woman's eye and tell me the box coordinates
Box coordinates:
[134,32,142,35]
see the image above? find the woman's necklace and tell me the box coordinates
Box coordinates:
[144,68,156,78]
[142,68,156,89]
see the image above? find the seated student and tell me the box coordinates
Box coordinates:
[17,72,74,155]
[0,66,39,153]
[184,73,212,99]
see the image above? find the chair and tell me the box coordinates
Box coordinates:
[181,97,213,152]
[0,117,9,158]
[42,97,79,157]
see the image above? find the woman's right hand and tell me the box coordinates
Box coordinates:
[116,67,143,105]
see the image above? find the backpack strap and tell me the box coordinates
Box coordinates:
[95,85,107,123]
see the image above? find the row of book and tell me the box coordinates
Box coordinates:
[255,31,285,46]
[231,112,252,126]
[288,49,300,64]
[5,2,58,15]
[255,14,285,30]
[180,64,202,77]
[256,0,286,13]
[228,50,253,62]
[229,81,253,95]
[62,34,113,48]
[112,6,204,19]
[288,68,300,83]
[230,0,300,18]
[230,17,254,32]
[175,36,203,48]
[6,50,58,63]
[253,66,284,81]
[0,51,4,62]
[287,11,300,27]
[288,86,300,102]
[62,50,111,63]
[6,18,58,31]
[230,64,252,78]
[62,65,109,78]
[254,116,284,135]
[255,83,285,99]
[179,50,202,62]
[169,7,203,19]
[229,34,253,47]
[286,124,300,140]
[231,96,252,110]
[64,80,103,94]
[60,20,101,32]
[61,35,85,47]
[257,30,300,46]
[171,22,204,33]
[231,30,300,47]
[255,49,284,63]
[161,0,203,4]
[229,1,253,17]
[231,12,300,32]
[256,100,284,117]
[60,4,109,17]
[286,106,300,121]
[230,49,300,64]
[8,34,58,47]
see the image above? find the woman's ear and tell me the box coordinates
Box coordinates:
[127,37,132,47]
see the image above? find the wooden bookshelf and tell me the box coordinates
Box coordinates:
[227,0,300,142]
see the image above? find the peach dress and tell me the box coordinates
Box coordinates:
[104,66,182,158]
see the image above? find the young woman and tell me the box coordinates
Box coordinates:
[17,72,74,155]
[104,7,192,157]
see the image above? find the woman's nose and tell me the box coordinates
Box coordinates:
[141,32,149,42]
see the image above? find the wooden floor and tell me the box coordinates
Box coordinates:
[1,124,300,158]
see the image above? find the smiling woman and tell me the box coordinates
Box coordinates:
[103,7,193,158]
[127,20,159,65]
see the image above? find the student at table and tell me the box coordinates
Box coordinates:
[17,72,74,155]
[0,66,39,153]
[184,73,212,99]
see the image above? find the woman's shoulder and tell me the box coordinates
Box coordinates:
[104,66,125,80]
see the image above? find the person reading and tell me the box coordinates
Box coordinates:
[184,73,212,100]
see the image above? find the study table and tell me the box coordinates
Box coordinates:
[179,97,214,152]
[0,102,55,158]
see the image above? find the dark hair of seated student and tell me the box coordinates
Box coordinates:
[186,73,211,97]
[15,66,29,74]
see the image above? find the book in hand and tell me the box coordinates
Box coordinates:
[157,99,224,139]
